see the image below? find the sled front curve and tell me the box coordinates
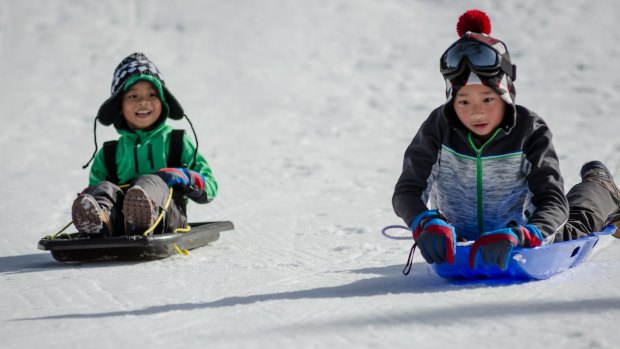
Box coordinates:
[38,221,234,262]
[432,225,617,280]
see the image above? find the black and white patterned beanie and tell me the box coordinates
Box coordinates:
[96,52,184,126]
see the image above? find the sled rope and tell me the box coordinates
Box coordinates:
[381,225,413,240]
[173,243,190,255]
[45,221,74,240]
[380,225,419,275]
[402,242,418,275]
[174,226,192,233]
[143,187,174,236]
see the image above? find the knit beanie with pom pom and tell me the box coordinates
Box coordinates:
[441,9,518,132]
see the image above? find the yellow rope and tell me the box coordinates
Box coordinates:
[44,221,74,240]
[143,187,174,236]
[174,226,192,233]
[172,225,192,256]
[173,243,190,255]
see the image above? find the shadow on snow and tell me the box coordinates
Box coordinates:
[16,262,581,321]
[0,253,143,275]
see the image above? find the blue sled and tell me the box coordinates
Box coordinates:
[433,225,617,280]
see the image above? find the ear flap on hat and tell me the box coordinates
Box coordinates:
[96,94,122,126]
[162,86,185,120]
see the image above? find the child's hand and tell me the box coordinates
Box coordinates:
[411,210,457,265]
[469,224,543,271]
[155,168,206,191]
[155,168,191,187]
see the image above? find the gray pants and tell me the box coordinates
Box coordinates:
[85,174,187,235]
[559,181,619,242]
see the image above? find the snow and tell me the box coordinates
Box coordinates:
[1,0,620,347]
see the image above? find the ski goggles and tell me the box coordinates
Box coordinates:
[440,40,516,80]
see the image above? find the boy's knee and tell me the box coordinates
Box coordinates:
[133,174,168,189]
[86,181,124,203]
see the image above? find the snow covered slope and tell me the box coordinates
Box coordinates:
[1,0,619,348]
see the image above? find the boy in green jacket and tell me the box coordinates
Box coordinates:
[73,52,218,236]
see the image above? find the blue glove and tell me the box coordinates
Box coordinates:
[155,167,206,192]
[411,210,457,265]
[469,224,543,271]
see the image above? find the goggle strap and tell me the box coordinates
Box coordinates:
[500,59,516,81]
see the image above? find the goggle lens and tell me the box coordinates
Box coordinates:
[442,42,499,72]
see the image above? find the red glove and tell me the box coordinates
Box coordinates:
[469,224,543,270]
[411,210,457,264]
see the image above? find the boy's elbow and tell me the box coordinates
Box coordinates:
[208,179,218,200]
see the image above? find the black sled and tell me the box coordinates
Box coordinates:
[38,221,234,262]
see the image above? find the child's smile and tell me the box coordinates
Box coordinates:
[133,108,156,121]
[136,110,152,116]
[122,80,163,130]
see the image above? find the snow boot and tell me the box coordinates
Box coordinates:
[122,185,160,235]
[580,160,620,238]
[71,194,115,237]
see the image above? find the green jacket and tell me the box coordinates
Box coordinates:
[89,123,218,201]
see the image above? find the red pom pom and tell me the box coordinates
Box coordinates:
[456,9,491,37]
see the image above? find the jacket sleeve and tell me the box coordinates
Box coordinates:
[88,149,109,187]
[180,134,218,203]
[392,108,444,227]
[523,115,569,240]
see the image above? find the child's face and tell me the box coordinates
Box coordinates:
[453,84,505,141]
[121,80,163,130]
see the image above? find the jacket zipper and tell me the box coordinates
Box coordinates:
[133,138,141,174]
[467,129,502,236]
[148,144,154,169]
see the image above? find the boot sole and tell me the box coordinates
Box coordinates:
[123,186,159,235]
[72,194,109,235]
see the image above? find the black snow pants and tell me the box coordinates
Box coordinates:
[558,180,619,242]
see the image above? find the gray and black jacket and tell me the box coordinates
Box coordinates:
[392,105,569,242]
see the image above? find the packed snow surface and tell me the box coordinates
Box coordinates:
[1,1,619,348]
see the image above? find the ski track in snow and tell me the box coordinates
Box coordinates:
[1,0,620,348]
